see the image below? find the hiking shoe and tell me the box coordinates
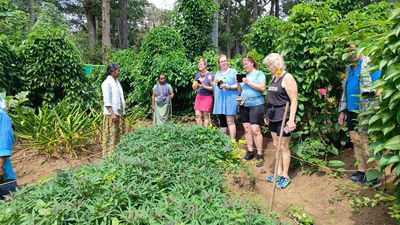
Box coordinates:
[276,177,290,189]
[243,151,255,160]
[365,178,381,188]
[350,171,366,184]
[256,154,264,167]
[265,175,283,182]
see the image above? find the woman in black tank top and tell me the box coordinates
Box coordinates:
[263,53,298,189]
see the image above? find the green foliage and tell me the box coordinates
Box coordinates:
[276,2,344,148]
[285,204,314,225]
[129,25,194,115]
[19,25,86,107]
[0,35,24,95]
[243,16,285,57]
[0,0,31,45]
[198,50,219,74]
[32,2,67,30]
[362,7,400,217]
[172,0,217,59]
[10,99,100,156]
[109,49,140,92]
[0,125,277,224]
[326,0,360,15]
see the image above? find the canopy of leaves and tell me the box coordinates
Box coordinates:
[0,0,30,45]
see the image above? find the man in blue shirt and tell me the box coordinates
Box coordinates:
[0,96,17,198]
[338,44,381,187]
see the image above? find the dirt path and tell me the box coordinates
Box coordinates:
[227,137,396,225]
[10,127,396,225]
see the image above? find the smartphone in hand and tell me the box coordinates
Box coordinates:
[196,79,202,84]
[236,73,245,82]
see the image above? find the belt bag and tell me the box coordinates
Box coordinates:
[236,95,263,106]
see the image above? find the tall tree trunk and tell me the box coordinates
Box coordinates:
[84,0,96,50]
[252,0,258,23]
[119,0,128,49]
[30,0,36,24]
[226,0,232,58]
[274,0,279,18]
[212,0,219,49]
[270,0,275,16]
[102,0,111,64]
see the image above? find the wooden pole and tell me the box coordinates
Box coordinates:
[270,102,290,212]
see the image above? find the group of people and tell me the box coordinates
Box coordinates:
[190,54,297,189]
[100,44,381,189]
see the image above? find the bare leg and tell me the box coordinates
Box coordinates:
[195,110,202,126]
[226,115,236,139]
[203,112,210,127]
[220,127,228,134]
[243,123,253,152]
[280,137,291,178]
[251,124,263,155]
[271,133,282,175]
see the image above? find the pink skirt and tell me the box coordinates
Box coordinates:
[194,94,213,112]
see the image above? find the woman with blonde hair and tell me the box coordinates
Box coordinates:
[192,58,214,127]
[212,54,238,139]
[263,53,298,189]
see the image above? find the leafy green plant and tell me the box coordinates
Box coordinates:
[0,0,30,45]
[285,204,314,225]
[0,125,278,224]
[360,6,400,223]
[172,0,217,60]
[11,99,100,156]
[0,35,24,95]
[18,14,89,107]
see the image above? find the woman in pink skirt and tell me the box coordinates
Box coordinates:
[192,58,214,127]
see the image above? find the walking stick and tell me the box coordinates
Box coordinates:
[270,102,290,212]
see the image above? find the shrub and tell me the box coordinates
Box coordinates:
[0,35,24,95]
[11,99,100,156]
[0,125,277,224]
[129,25,194,115]
[19,25,87,107]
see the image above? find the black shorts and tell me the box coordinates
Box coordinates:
[218,114,227,128]
[239,104,264,125]
[269,120,291,137]
[347,111,358,132]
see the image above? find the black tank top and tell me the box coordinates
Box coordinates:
[267,73,290,122]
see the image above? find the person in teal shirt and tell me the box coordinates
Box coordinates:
[213,54,238,139]
[237,56,266,167]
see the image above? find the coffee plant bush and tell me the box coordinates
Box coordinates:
[0,125,277,224]
[129,25,194,115]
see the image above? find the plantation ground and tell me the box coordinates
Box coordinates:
[10,122,396,225]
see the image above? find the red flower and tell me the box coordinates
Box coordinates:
[317,88,327,96]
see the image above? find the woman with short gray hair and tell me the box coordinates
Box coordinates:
[263,53,298,189]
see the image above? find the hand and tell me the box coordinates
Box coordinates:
[220,83,227,89]
[286,120,296,132]
[338,111,346,125]
[264,117,269,125]
[199,84,205,89]
[242,78,249,84]
[111,113,118,124]
[152,105,155,111]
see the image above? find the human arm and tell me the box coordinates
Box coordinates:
[242,78,266,92]
[102,82,118,123]
[284,74,298,132]
[152,89,157,111]
[168,84,174,100]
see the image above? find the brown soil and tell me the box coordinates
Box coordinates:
[226,136,397,225]
[10,123,397,225]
